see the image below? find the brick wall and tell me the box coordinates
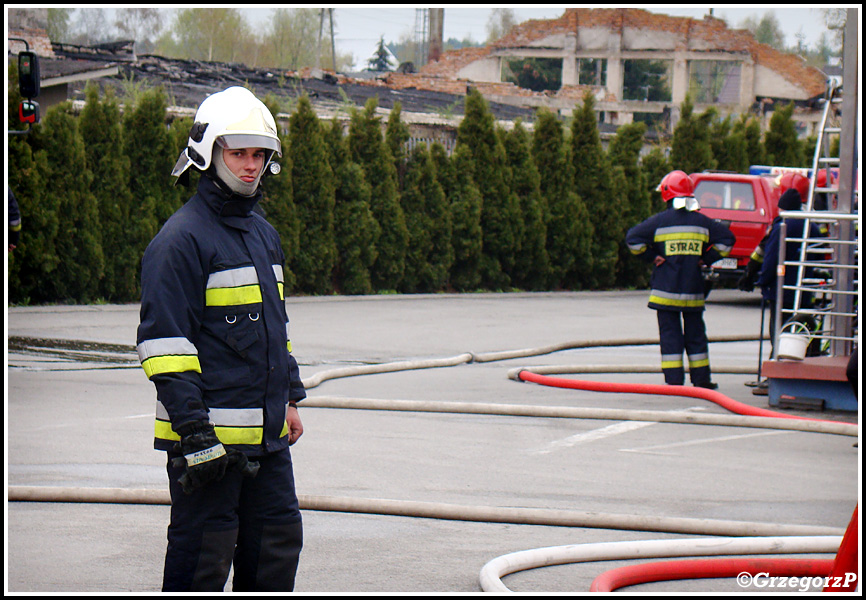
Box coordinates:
[8,27,56,58]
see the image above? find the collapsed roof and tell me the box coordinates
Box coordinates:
[11,7,829,129]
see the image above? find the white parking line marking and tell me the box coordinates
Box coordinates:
[619,430,790,455]
[531,407,707,455]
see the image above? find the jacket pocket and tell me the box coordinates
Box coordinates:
[200,365,251,391]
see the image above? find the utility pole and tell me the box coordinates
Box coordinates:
[414,8,429,66]
[316,8,324,71]
[316,8,337,73]
[329,8,336,72]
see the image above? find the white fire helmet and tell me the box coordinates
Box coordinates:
[171,86,281,193]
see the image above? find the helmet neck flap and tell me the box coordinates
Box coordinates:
[210,145,270,197]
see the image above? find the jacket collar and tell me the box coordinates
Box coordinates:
[197,175,262,222]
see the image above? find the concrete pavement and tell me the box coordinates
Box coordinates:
[6,290,859,593]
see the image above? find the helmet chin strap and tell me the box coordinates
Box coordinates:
[211,148,263,197]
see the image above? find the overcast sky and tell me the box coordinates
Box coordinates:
[239,5,840,70]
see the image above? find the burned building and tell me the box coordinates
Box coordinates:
[9,8,831,143]
[408,8,829,134]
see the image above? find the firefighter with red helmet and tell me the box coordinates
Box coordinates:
[778,171,810,203]
[627,171,735,388]
[737,171,810,292]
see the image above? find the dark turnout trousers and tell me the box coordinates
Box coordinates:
[656,309,712,386]
[163,446,303,592]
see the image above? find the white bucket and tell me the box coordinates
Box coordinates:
[777,321,811,361]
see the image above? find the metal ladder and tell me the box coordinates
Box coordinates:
[805,77,843,212]
[778,78,858,356]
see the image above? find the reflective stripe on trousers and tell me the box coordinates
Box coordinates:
[656,309,711,386]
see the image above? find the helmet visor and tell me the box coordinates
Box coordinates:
[216,134,281,156]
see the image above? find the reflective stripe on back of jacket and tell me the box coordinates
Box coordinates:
[626,206,735,312]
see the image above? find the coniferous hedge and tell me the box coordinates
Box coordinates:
[6,66,807,305]
[288,95,337,295]
[348,98,408,292]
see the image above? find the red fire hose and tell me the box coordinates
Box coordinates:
[517,371,852,425]
[590,557,835,592]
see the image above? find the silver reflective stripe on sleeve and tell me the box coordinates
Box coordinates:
[137,337,200,378]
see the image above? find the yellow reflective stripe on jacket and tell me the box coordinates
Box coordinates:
[154,420,266,445]
[155,418,180,442]
[142,355,202,378]
[137,337,201,378]
[649,290,705,308]
[205,265,285,306]
[154,401,290,446]
[206,285,263,306]
[654,226,710,243]
[214,425,263,445]
[206,266,262,306]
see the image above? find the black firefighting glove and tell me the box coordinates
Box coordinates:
[737,272,756,292]
[737,259,762,292]
[227,448,260,479]
[171,421,229,494]
[171,421,261,494]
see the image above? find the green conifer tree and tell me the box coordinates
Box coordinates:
[289,95,337,294]
[608,122,651,288]
[735,115,766,168]
[670,95,716,174]
[532,109,588,289]
[710,114,749,173]
[764,103,804,167]
[502,121,549,290]
[457,89,520,290]
[8,60,53,303]
[123,87,173,295]
[386,101,410,189]
[640,145,672,214]
[39,103,104,302]
[367,36,395,72]
[80,83,136,300]
[124,87,179,228]
[348,98,408,291]
[571,92,615,288]
[8,130,54,304]
[432,144,483,292]
[400,143,452,293]
[324,119,380,295]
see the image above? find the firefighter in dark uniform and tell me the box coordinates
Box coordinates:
[627,170,735,389]
[737,172,811,292]
[137,87,304,592]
